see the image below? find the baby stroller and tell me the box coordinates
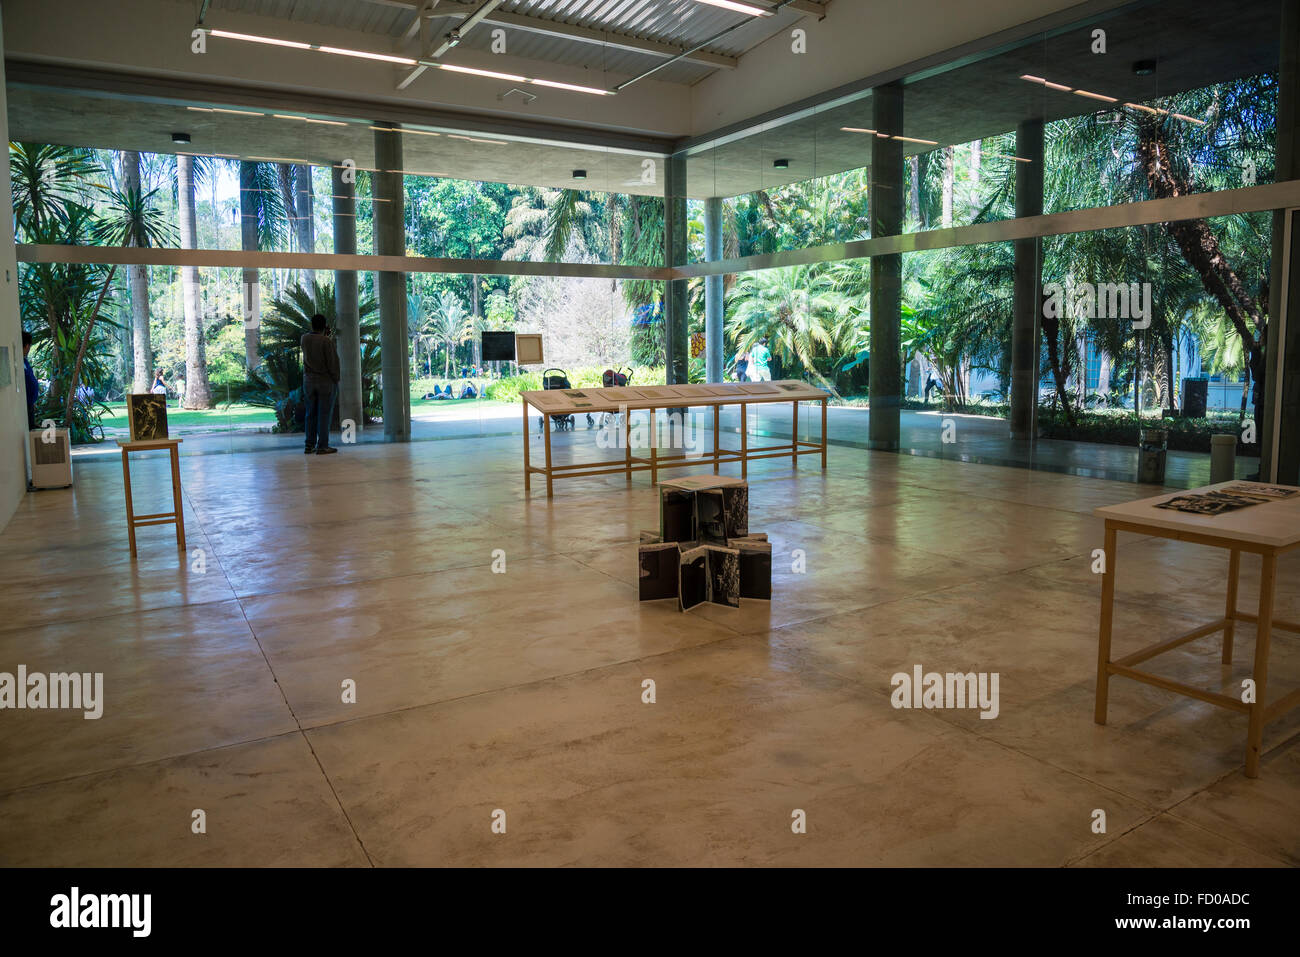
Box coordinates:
[596,367,633,431]
[539,368,578,432]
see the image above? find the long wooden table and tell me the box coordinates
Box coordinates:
[1093,481,1300,777]
[521,380,830,497]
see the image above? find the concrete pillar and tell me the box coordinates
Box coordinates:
[704,196,724,383]
[664,153,689,384]
[373,123,409,442]
[0,4,29,529]
[868,84,904,451]
[1265,0,1300,482]
[1010,118,1044,441]
[332,162,362,434]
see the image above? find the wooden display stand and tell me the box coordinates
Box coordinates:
[521,380,829,498]
[1093,481,1300,778]
[117,438,186,558]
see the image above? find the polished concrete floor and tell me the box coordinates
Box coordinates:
[2,428,1297,866]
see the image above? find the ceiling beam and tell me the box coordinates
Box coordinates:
[397,0,500,90]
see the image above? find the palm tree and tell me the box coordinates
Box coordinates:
[237,160,287,369]
[725,265,851,391]
[11,143,174,438]
[424,291,473,377]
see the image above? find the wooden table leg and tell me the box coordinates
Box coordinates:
[170,445,186,552]
[1223,548,1240,664]
[1094,521,1118,725]
[712,404,720,474]
[650,408,659,486]
[792,399,799,469]
[624,407,632,483]
[1245,549,1277,778]
[543,414,553,498]
[820,398,828,468]
[740,403,748,479]
[121,449,137,559]
[523,400,531,492]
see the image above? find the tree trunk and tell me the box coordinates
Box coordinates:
[239,162,262,369]
[1040,312,1077,425]
[941,147,954,228]
[1137,118,1264,392]
[178,154,213,409]
[122,151,153,393]
[471,278,481,367]
[969,140,981,188]
[294,164,315,285]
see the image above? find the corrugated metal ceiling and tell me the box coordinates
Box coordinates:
[188,0,803,83]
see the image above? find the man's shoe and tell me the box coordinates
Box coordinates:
[304,446,316,454]
[316,447,338,455]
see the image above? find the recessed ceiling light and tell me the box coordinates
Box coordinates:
[773,158,789,169]
[572,169,587,180]
[1133,59,1157,76]
[171,132,191,144]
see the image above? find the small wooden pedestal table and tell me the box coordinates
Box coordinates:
[117,438,186,558]
[1093,481,1300,777]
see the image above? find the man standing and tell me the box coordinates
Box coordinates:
[21,331,39,429]
[301,313,340,455]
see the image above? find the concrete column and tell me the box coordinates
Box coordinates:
[664,152,689,384]
[1265,0,1300,482]
[0,4,29,530]
[868,84,903,451]
[373,123,409,442]
[704,196,724,383]
[1010,118,1044,441]
[332,162,362,434]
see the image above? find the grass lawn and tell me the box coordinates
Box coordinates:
[100,402,276,432]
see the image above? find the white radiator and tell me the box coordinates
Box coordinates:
[28,428,73,489]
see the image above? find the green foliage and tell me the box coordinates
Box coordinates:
[483,367,665,404]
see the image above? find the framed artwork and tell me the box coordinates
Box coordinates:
[127,394,169,441]
[515,333,544,365]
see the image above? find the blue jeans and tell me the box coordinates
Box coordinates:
[303,379,336,450]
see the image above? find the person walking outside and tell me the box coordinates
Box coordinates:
[301,313,340,455]
[22,331,39,429]
[748,337,772,382]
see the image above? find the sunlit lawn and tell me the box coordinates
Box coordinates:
[100,402,276,432]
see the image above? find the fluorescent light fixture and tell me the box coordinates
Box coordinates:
[208,28,310,50]
[840,127,877,134]
[212,107,265,116]
[891,135,939,145]
[368,126,441,136]
[1073,89,1118,103]
[447,133,508,146]
[530,77,612,95]
[439,63,527,83]
[1124,102,1161,115]
[1171,112,1205,125]
[1021,75,1070,92]
[247,156,309,164]
[204,28,415,65]
[695,0,771,15]
[436,62,611,95]
[186,106,213,113]
[318,45,416,65]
